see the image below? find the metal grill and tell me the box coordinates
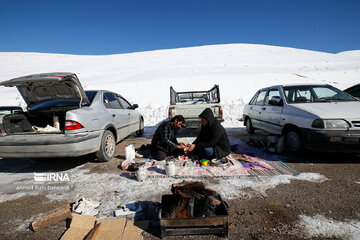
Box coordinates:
[160,194,229,238]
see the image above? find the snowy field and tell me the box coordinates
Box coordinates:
[0,44,360,127]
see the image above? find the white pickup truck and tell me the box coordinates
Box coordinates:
[168,85,223,128]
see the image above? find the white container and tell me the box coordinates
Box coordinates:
[165,161,175,177]
[125,144,136,161]
[136,166,146,182]
[53,115,60,130]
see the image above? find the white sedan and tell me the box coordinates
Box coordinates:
[243,84,360,153]
[0,73,144,161]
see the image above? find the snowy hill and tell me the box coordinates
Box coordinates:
[0,44,359,126]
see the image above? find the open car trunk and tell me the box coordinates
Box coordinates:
[0,73,90,135]
[2,108,76,135]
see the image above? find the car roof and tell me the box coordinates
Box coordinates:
[258,83,330,91]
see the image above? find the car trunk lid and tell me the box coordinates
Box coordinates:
[0,72,90,108]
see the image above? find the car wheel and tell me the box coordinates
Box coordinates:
[246,118,255,134]
[136,117,144,136]
[96,130,116,161]
[285,129,302,153]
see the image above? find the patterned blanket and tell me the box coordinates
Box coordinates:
[142,143,298,178]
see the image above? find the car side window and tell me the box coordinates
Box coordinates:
[255,90,267,105]
[117,96,132,109]
[285,88,311,103]
[103,94,111,108]
[104,92,122,109]
[265,89,281,105]
[249,92,259,105]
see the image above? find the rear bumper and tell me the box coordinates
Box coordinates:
[0,131,102,158]
[300,128,360,153]
[184,118,224,129]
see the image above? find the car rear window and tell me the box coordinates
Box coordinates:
[85,91,97,104]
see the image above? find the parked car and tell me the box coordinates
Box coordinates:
[243,84,360,153]
[0,106,23,115]
[344,83,360,99]
[0,72,144,161]
[168,85,223,128]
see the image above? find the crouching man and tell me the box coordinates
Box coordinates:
[186,108,230,160]
[151,115,186,160]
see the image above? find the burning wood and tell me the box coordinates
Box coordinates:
[167,181,222,219]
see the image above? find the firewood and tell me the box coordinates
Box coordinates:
[171,181,216,198]
[169,181,220,218]
[31,204,72,232]
[170,197,191,218]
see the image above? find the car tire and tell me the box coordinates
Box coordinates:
[136,117,144,136]
[96,130,116,162]
[285,128,302,153]
[246,118,255,134]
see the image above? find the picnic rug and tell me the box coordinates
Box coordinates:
[142,141,299,178]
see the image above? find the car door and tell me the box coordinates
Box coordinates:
[103,92,129,141]
[116,95,139,134]
[261,88,283,134]
[250,90,267,129]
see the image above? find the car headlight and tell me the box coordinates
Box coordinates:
[312,119,350,129]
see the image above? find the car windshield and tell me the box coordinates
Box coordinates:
[283,85,356,104]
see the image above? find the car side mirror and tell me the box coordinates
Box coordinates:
[269,96,283,106]
[132,104,139,109]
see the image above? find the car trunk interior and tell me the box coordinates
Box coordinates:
[2,108,75,134]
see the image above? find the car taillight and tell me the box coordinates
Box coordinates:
[168,108,173,119]
[65,120,84,131]
[219,106,223,118]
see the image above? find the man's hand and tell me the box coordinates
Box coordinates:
[178,142,186,151]
[184,144,195,153]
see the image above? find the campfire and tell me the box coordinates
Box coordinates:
[160,181,229,237]
[165,181,222,218]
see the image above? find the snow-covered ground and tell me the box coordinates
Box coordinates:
[0,44,360,127]
[0,163,328,215]
[298,214,360,240]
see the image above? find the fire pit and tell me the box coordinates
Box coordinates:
[159,191,229,238]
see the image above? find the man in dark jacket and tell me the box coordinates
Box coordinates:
[151,115,186,160]
[186,108,230,159]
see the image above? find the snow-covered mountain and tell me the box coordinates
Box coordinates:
[1,44,359,126]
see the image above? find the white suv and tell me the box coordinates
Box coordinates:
[243,84,360,153]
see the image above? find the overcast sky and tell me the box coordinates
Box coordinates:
[1,0,359,55]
